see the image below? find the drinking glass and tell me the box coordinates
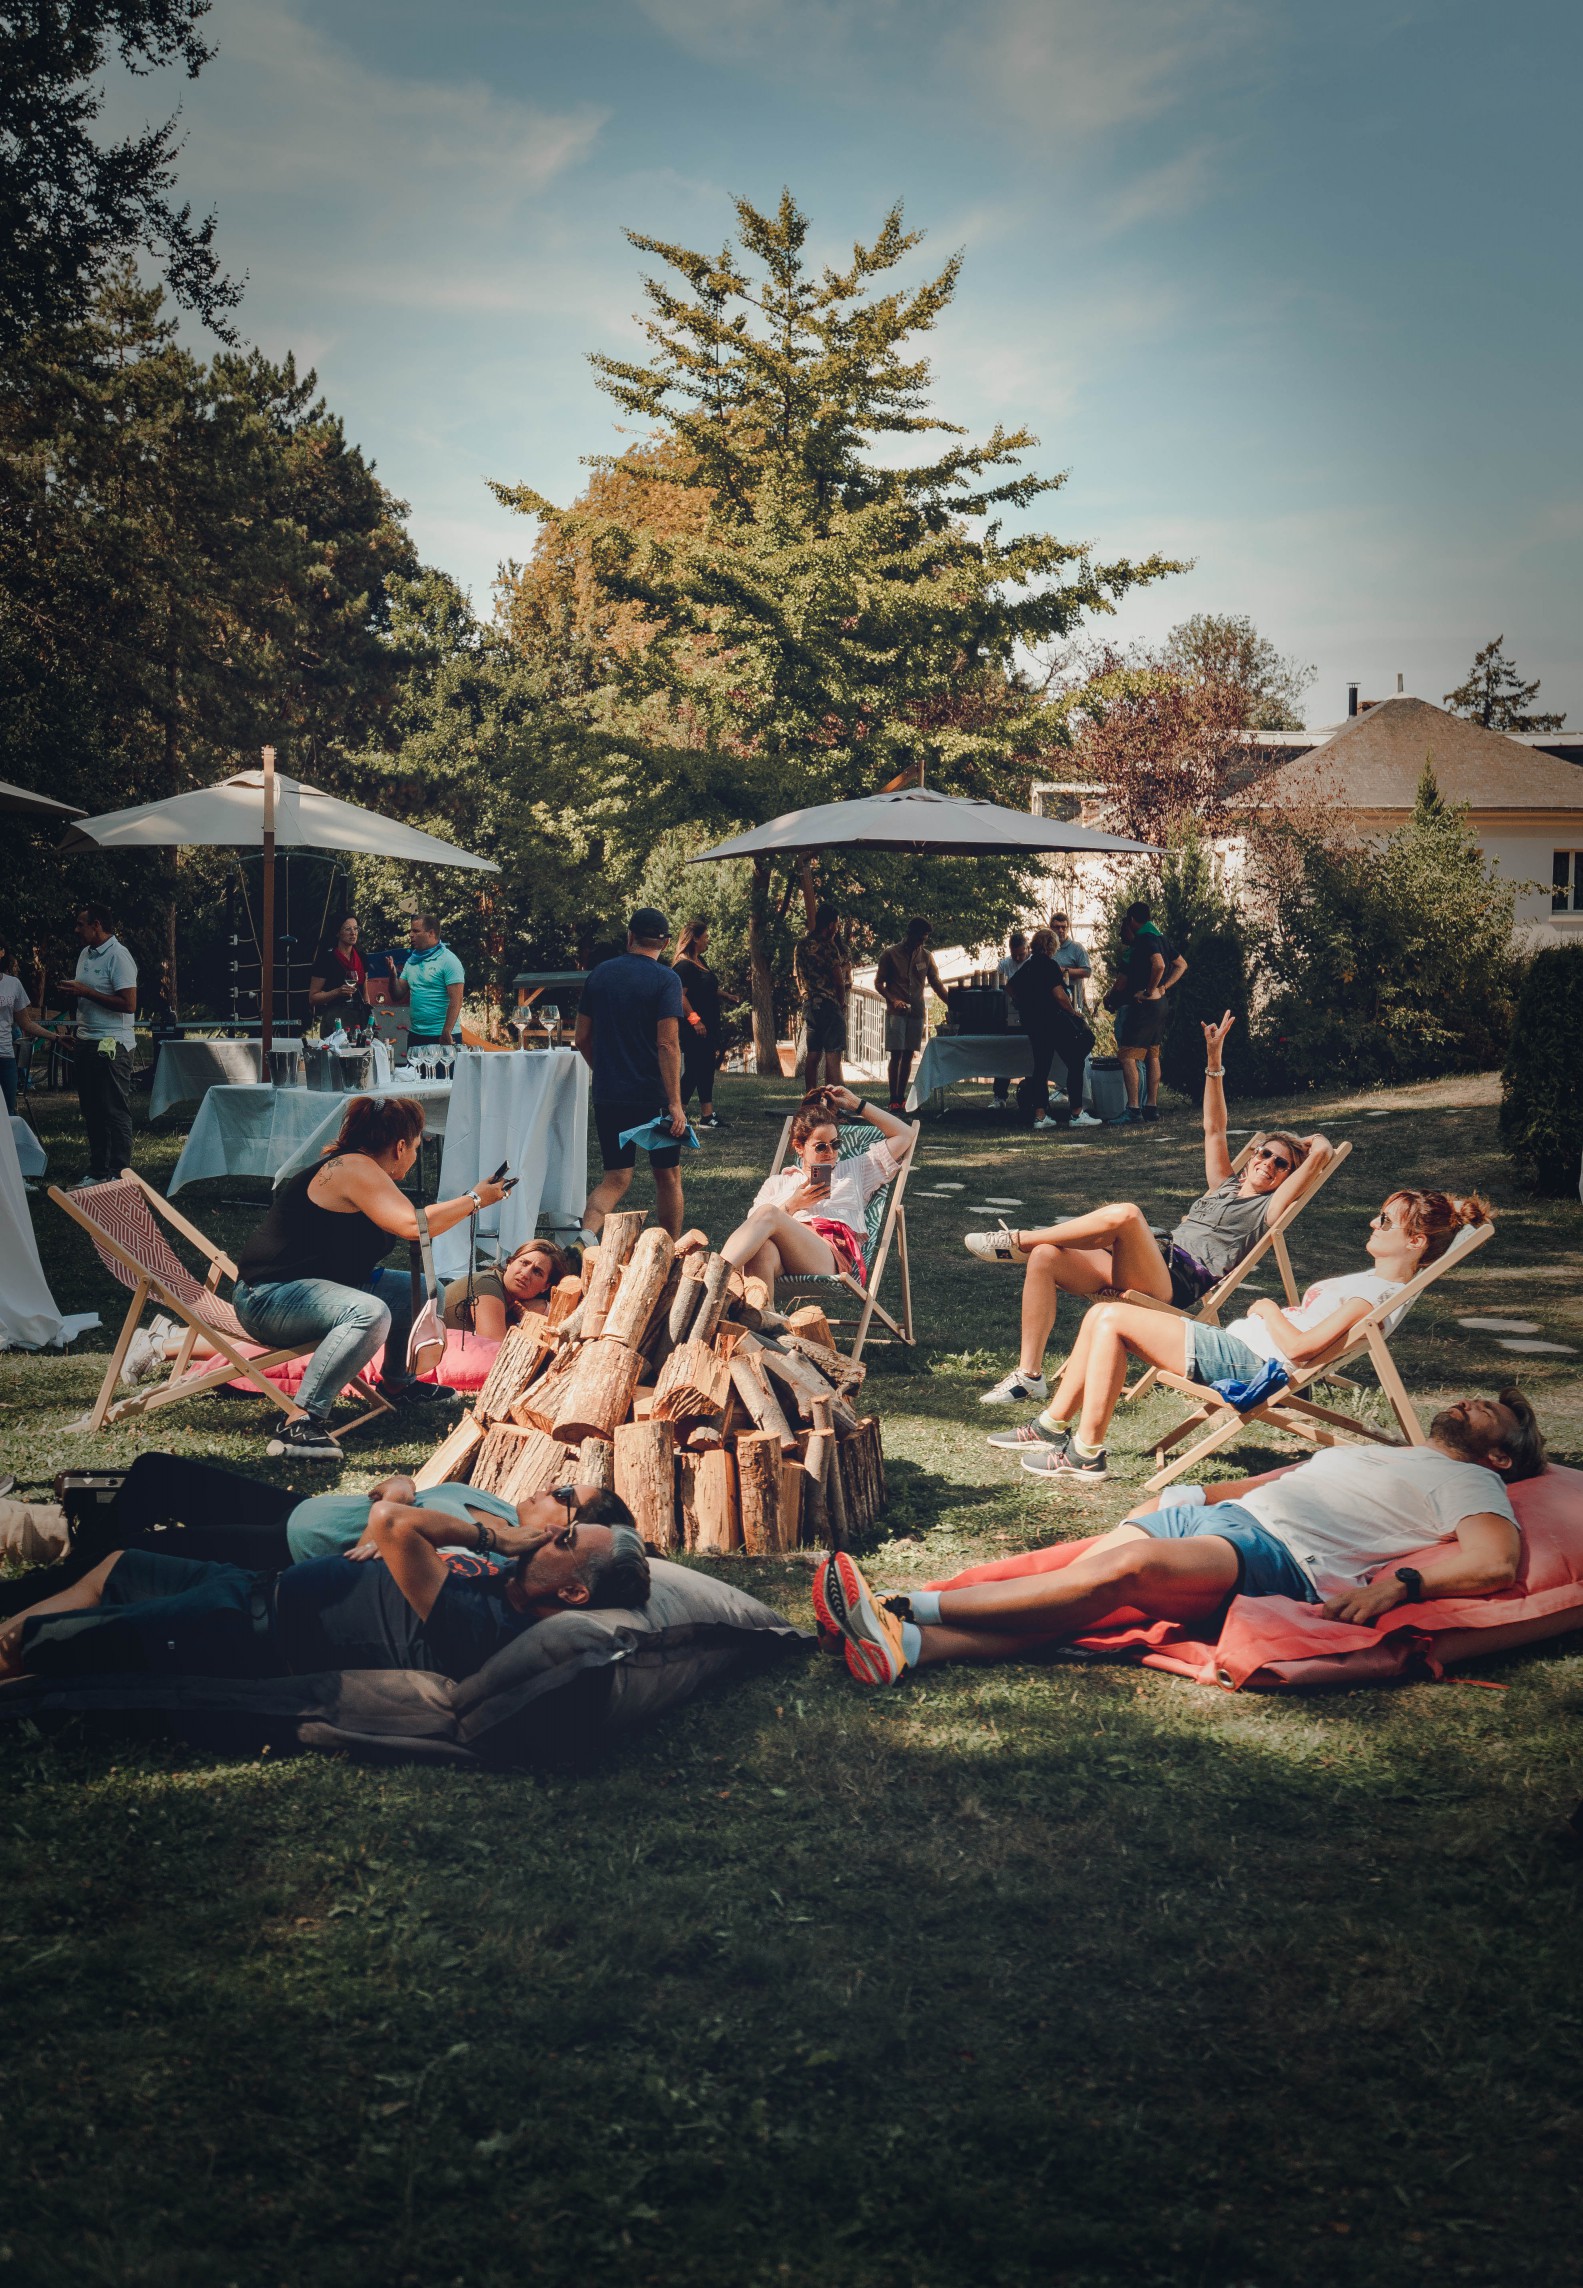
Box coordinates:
[540,1003,561,1049]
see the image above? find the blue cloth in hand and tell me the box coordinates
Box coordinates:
[1210,1358,1290,1412]
[618,1116,701,1153]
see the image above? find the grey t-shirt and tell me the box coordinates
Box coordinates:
[1169,1176,1271,1278]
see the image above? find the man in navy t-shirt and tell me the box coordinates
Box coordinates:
[575,907,689,1238]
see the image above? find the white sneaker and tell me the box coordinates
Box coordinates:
[121,1329,163,1385]
[963,1224,1030,1265]
[1070,1110,1102,1128]
[1032,1115,1067,1132]
[979,1368,1049,1406]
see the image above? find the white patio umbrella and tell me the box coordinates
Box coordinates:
[60,747,497,1057]
[690,786,1158,861]
[0,777,85,821]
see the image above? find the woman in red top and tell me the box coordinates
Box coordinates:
[308,915,368,1024]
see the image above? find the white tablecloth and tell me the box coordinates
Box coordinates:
[0,1108,64,1346]
[432,1050,588,1279]
[9,1115,45,1179]
[907,1032,1088,1110]
[169,1082,451,1193]
[303,1041,393,1093]
[150,1039,307,1116]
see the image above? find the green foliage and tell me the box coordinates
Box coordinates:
[1500,944,1583,1193]
[1444,634,1565,733]
[1252,767,1518,1087]
[1163,612,1313,730]
[1099,834,1259,1093]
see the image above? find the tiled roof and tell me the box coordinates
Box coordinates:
[1268,695,1583,814]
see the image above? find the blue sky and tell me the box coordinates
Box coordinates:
[110,0,1582,725]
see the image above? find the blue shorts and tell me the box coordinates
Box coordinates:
[1184,1324,1265,1384]
[1138,1499,1319,1603]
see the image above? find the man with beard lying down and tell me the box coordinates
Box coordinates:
[0,1480,647,1686]
[814,1392,1545,1686]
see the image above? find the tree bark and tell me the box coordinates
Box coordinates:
[551,1337,642,1445]
[651,1340,731,1426]
[692,1446,740,1555]
[615,1419,677,1552]
[602,1226,675,1349]
[573,1435,615,1488]
[583,1210,646,1338]
[729,1353,797,1451]
[412,1414,484,1491]
[736,1432,783,1555]
[502,1428,575,1501]
[748,855,780,1075]
[690,1252,734,1347]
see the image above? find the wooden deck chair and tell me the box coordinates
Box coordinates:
[769,1117,920,1360]
[50,1170,393,1441]
[1117,1136,1353,1406]
[1135,1217,1494,1493]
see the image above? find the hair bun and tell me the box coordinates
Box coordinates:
[1452,1192,1494,1228]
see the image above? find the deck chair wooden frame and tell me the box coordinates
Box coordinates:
[768,1117,919,1360]
[1133,1218,1494,1492]
[1117,1136,1353,1406]
[51,1169,392,1441]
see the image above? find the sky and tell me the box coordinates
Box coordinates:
[106,0,1583,727]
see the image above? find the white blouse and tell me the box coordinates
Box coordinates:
[752,1135,909,1242]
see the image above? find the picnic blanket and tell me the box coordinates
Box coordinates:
[925,1466,1583,1691]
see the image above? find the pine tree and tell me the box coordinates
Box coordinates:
[1443,636,1565,732]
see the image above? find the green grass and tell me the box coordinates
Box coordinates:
[3,1072,1581,2287]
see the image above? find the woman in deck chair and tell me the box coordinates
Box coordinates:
[692,1086,914,1303]
[995,1187,1493,1485]
[965,1015,1328,1407]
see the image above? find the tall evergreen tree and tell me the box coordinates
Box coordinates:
[1444,635,1565,732]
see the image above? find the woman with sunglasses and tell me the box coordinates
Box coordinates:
[967,1014,1327,1407]
[1000,1186,1492,1485]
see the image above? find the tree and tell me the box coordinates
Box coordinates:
[492,192,1181,1067]
[1060,646,1265,847]
[1163,613,1312,730]
[1444,636,1565,732]
[1500,945,1583,1194]
[0,0,239,348]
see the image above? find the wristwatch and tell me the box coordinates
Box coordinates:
[1394,1566,1424,1601]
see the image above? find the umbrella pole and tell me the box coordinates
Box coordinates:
[260,745,276,1069]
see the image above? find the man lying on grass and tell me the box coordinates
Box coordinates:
[814,1391,1545,1687]
[0,1482,647,1687]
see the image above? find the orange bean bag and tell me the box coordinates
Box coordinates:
[925,1464,1583,1691]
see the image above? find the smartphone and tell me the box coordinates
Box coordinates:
[488,1160,510,1182]
[498,1175,519,1193]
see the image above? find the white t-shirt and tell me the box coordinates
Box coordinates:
[0,973,28,1059]
[1242,1444,1518,1594]
[1225,1270,1407,1365]
[996,954,1028,986]
[752,1135,908,1243]
[1055,936,1091,1012]
[74,936,138,1046]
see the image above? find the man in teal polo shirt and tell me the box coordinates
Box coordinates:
[392,912,464,1045]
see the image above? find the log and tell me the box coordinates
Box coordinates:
[811,1396,848,1548]
[614,1419,677,1552]
[690,1252,734,1347]
[501,1427,573,1501]
[729,1353,797,1452]
[692,1446,740,1555]
[412,1413,484,1491]
[677,1453,701,1552]
[779,1456,804,1547]
[800,1427,831,1546]
[474,1324,548,1423]
[643,1262,685,1369]
[546,1275,583,1328]
[552,1335,643,1445]
[651,1339,731,1426]
[714,1321,749,1361]
[784,1330,866,1393]
[581,1210,646,1338]
[602,1226,676,1350]
[517,1349,583,1433]
[574,1435,615,1488]
[750,1337,859,1433]
[786,1303,834,1351]
[666,1264,706,1347]
[736,1432,782,1555]
[472,1421,534,1496]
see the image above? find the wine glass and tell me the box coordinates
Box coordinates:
[540,1003,561,1050]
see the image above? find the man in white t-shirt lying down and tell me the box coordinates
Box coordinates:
[815,1390,1547,1686]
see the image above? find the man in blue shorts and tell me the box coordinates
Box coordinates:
[813,1391,1546,1685]
[575,907,689,1239]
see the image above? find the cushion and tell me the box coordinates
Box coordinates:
[228,1331,501,1398]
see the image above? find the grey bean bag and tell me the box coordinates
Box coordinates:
[0,1560,811,1771]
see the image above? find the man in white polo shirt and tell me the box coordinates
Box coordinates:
[58,903,138,1188]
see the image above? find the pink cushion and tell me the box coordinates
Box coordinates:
[228,1332,501,1397]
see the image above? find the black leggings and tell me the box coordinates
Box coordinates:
[681,1033,720,1108]
[0,1453,297,1613]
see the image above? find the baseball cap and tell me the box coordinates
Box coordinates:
[628,907,669,942]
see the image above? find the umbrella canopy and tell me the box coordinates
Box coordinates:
[690,787,1157,861]
[58,766,497,870]
[0,777,85,822]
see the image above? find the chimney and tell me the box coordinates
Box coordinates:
[1396,673,1404,693]
[1347,683,1358,717]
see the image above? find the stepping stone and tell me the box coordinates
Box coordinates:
[1365,1110,1395,1118]
[933,1182,965,1190]
[1458,1317,1542,1335]
[1497,1338,1576,1355]
[984,1197,1024,1206]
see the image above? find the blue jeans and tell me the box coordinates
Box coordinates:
[232,1265,414,1422]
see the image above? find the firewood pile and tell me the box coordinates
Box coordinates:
[411,1210,886,1555]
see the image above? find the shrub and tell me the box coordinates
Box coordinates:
[1500,944,1583,1194]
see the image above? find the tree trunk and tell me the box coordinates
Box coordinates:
[614,1419,677,1552]
[748,855,779,1075]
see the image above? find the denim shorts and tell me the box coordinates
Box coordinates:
[1184,1323,1265,1384]
[1138,1499,1319,1603]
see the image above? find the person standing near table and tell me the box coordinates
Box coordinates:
[991,930,1029,1113]
[308,914,368,1028]
[57,904,138,1189]
[575,907,688,1240]
[0,940,48,1119]
[875,916,948,1113]
[1051,913,1092,1014]
[1007,927,1094,1132]
[673,917,725,1130]
[794,901,852,1096]
[389,913,463,1047]
[1113,900,1186,1126]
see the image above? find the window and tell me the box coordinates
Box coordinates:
[1554,852,1583,913]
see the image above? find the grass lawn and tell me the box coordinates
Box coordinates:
[3,1070,1581,2288]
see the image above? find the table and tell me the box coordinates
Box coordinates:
[169,1082,451,1193]
[10,1115,46,1180]
[431,1048,588,1280]
[907,1032,1087,1112]
[150,1039,305,1116]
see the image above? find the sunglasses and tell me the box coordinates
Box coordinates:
[1253,1146,1294,1174]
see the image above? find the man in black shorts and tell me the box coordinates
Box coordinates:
[0,1481,648,1685]
[574,907,690,1239]
[1113,900,1186,1125]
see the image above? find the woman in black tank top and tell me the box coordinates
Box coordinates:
[227,1096,509,1461]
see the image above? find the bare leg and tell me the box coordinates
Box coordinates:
[803,1049,821,1096]
[722,1207,839,1277]
[886,1049,906,1106]
[1072,1302,1191,1449]
[1014,1205,1173,1376]
[0,1551,120,1677]
[1120,1047,1143,1109]
[583,1164,634,1234]
[926,1527,1239,1649]
[652,1165,684,1239]
[821,1049,845,1090]
[1018,1243,1116,1375]
[1145,1047,1162,1109]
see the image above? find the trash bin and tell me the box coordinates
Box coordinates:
[1087,1055,1127,1123]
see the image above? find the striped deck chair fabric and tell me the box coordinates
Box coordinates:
[769,1118,919,1360]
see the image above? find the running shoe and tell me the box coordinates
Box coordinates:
[379,1381,460,1409]
[1141,1105,1160,1124]
[120,1328,163,1385]
[1032,1114,1070,1133]
[979,1368,1048,1406]
[1020,1443,1108,1483]
[267,1417,343,1462]
[697,1113,723,1129]
[1069,1111,1102,1128]
[1106,1109,1142,1127]
[986,1418,1069,1453]
[814,1552,912,1686]
[963,1223,1029,1265]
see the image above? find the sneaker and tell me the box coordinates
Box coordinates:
[979,1368,1048,1406]
[66,1172,108,1192]
[120,1329,164,1386]
[1069,1110,1102,1128]
[1032,1114,1070,1132]
[379,1380,460,1409]
[963,1223,1029,1266]
[266,1417,343,1462]
[696,1113,723,1129]
[1140,1105,1160,1124]
[814,1552,912,1686]
[1106,1109,1142,1128]
[987,1417,1069,1453]
[1021,1442,1109,1483]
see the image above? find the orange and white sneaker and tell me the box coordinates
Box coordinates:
[815,1552,912,1686]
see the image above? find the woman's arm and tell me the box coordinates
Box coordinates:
[307,970,355,1013]
[1243,1293,1374,1369]
[470,1292,509,1342]
[1200,1012,1235,1185]
[825,1083,913,1149]
[312,1155,505,1241]
[1266,1134,1332,1219]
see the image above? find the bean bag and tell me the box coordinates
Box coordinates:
[926,1464,1583,1692]
[0,1559,810,1767]
[226,1331,501,1398]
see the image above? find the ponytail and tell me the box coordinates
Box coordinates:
[1386,1188,1493,1266]
[329,1094,425,1161]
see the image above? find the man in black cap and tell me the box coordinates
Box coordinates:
[574,908,690,1238]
